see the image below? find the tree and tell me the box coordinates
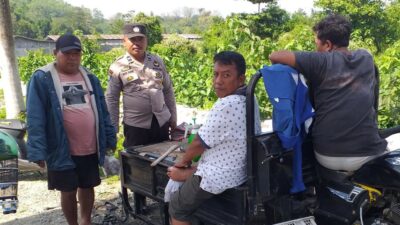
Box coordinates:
[108,13,126,34]
[276,24,315,51]
[0,0,25,118]
[132,12,162,48]
[160,8,222,34]
[152,34,198,57]
[10,0,98,38]
[50,7,93,35]
[247,0,274,12]
[239,2,290,40]
[91,8,108,33]
[19,0,65,38]
[385,1,400,44]
[108,10,136,34]
[315,0,394,53]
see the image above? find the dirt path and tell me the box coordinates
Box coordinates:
[0,172,152,225]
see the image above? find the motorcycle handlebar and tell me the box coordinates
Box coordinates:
[379,125,400,139]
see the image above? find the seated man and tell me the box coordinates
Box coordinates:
[167,51,259,225]
[269,14,387,172]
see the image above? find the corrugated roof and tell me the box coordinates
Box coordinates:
[162,34,202,40]
[46,34,201,42]
[14,35,54,43]
[46,34,124,41]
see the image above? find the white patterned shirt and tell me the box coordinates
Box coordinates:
[195,94,248,194]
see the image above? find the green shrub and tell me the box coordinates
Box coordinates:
[0,108,5,119]
[18,49,53,84]
[17,38,123,90]
[375,40,400,128]
[17,16,400,126]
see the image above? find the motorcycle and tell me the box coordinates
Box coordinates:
[246,72,400,225]
[0,119,27,160]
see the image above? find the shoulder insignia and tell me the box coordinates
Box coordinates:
[126,55,133,62]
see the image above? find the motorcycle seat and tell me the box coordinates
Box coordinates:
[316,163,353,184]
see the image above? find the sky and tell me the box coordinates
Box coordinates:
[63,0,315,18]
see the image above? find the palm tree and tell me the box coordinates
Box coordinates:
[0,0,25,119]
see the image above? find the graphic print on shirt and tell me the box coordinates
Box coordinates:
[61,81,90,109]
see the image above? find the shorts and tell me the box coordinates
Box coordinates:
[168,175,214,222]
[47,153,101,192]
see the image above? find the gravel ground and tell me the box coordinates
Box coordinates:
[0,171,155,225]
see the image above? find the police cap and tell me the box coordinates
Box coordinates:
[123,23,147,38]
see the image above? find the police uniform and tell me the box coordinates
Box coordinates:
[106,50,177,147]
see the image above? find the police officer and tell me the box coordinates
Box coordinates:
[106,23,177,147]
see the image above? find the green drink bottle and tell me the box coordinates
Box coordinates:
[188,124,201,162]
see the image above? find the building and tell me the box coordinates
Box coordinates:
[14,33,202,57]
[45,34,124,52]
[162,34,201,41]
[14,36,55,57]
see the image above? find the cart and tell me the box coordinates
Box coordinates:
[120,141,248,225]
[120,72,317,225]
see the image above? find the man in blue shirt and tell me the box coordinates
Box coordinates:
[26,34,116,225]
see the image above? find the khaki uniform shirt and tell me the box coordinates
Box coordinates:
[106,52,177,131]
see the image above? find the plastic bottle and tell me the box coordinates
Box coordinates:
[187,126,197,144]
[188,111,198,144]
[188,124,201,162]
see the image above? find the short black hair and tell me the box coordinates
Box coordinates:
[313,14,352,47]
[213,51,246,76]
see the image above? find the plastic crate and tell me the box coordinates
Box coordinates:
[0,198,18,214]
[0,168,18,183]
[0,158,18,168]
[0,183,17,198]
[0,148,18,214]
[0,158,18,199]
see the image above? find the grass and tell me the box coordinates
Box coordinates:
[103,175,120,185]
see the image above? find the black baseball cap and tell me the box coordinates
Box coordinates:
[123,23,147,38]
[55,34,82,52]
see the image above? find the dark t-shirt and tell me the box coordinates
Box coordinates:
[294,49,387,157]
